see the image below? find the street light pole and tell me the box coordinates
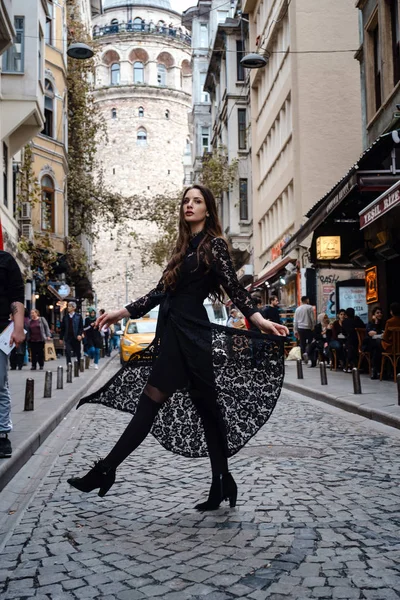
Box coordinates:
[125,262,128,304]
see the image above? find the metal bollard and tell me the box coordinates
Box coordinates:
[74,361,80,377]
[397,375,400,405]
[85,355,90,370]
[57,366,63,389]
[67,363,73,383]
[352,368,362,394]
[296,359,304,379]
[80,358,85,373]
[24,378,34,411]
[319,361,328,385]
[44,371,52,398]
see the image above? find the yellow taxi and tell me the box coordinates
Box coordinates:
[120,316,157,365]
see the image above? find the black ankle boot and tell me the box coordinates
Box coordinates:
[195,473,237,511]
[67,460,116,497]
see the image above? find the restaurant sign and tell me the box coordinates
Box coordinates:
[316,236,341,260]
[360,181,400,229]
[271,234,292,261]
[365,266,378,304]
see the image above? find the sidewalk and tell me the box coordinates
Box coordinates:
[0,352,117,492]
[284,359,400,430]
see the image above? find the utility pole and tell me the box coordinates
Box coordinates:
[125,262,128,304]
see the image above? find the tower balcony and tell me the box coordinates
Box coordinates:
[93,20,192,46]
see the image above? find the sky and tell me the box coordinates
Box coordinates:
[170,0,195,13]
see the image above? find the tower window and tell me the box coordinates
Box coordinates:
[111,108,117,119]
[157,64,167,86]
[111,63,120,85]
[137,128,147,146]
[134,61,144,83]
[165,109,170,119]
[138,106,144,117]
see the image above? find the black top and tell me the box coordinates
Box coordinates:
[262,305,281,324]
[126,235,259,321]
[366,320,385,335]
[342,316,365,346]
[84,317,103,348]
[0,251,25,332]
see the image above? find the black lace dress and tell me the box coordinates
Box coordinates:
[78,234,285,458]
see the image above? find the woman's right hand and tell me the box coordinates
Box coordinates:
[96,308,129,330]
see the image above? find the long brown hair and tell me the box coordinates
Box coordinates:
[163,184,223,291]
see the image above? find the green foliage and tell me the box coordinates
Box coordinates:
[17,143,40,208]
[199,146,238,198]
[18,234,60,293]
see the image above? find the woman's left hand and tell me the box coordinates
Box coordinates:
[250,313,289,336]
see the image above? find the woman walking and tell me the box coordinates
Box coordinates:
[68,185,288,509]
[27,309,51,370]
[83,308,103,370]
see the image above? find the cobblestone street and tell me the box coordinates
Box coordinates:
[0,361,399,600]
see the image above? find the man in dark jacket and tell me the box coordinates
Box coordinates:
[263,295,282,324]
[0,251,25,458]
[342,307,365,370]
[60,301,83,365]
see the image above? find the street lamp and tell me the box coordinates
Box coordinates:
[240,52,268,69]
[67,42,94,60]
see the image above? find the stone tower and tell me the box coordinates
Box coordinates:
[91,0,192,308]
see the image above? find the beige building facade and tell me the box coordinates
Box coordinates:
[243,0,362,303]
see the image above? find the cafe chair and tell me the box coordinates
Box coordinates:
[380,327,400,383]
[356,328,371,375]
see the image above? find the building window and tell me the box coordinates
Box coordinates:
[110,18,119,33]
[373,23,382,111]
[2,16,24,73]
[236,40,245,81]
[42,79,54,138]
[111,108,117,119]
[157,64,167,86]
[133,17,143,31]
[3,143,8,208]
[200,72,209,102]
[137,128,147,146]
[199,23,208,47]
[38,29,43,81]
[165,109,170,119]
[45,1,53,45]
[201,126,210,152]
[111,63,120,85]
[238,109,247,149]
[390,0,400,85]
[239,178,248,221]
[138,106,144,117]
[134,61,144,83]
[41,175,55,232]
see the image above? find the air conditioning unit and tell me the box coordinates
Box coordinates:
[21,224,33,240]
[21,202,31,219]
[349,248,375,268]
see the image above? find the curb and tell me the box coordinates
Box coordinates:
[283,381,400,431]
[0,356,116,493]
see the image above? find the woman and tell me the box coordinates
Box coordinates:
[364,307,385,379]
[68,185,288,509]
[306,313,332,367]
[329,309,346,368]
[27,309,51,370]
[227,308,246,329]
[83,308,103,370]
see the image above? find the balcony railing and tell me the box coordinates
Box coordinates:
[93,21,192,46]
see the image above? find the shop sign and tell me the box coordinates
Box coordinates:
[316,236,341,260]
[271,234,292,261]
[365,266,378,304]
[360,182,400,229]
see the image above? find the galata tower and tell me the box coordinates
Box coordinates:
[91,0,192,308]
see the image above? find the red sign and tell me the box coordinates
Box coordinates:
[271,235,292,261]
[360,183,400,229]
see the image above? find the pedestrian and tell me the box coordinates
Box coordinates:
[60,301,83,366]
[84,307,103,369]
[27,309,51,370]
[294,296,316,362]
[0,250,25,458]
[364,306,385,379]
[109,323,120,351]
[381,301,400,354]
[342,307,365,371]
[263,295,281,324]
[99,309,111,356]
[227,308,246,329]
[329,309,346,368]
[68,184,288,507]
[306,313,332,367]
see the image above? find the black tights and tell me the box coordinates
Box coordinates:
[102,383,228,475]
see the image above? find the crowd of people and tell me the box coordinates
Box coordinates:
[294,296,400,379]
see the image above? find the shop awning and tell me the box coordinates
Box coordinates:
[282,135,397,256]
[252,257,295,289]
[359,179,400,229]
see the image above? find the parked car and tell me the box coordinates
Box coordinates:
[120,316,157,365]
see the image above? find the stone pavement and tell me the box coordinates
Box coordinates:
[284,361,400,431]
[0,361,399,600]
[1,353,116,492]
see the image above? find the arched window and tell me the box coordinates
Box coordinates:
[42,79,54,137]
[133,61,144,83]
[110,18,119,33]
[137,128,147,146]
[133,17,143,31]
[165,109,170,119]
[138,106,144,117]
[157,64,167,86]
[111,108,117,119]
[110,63,120,85]
[93,25,99,37]
[41,175,55,232]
